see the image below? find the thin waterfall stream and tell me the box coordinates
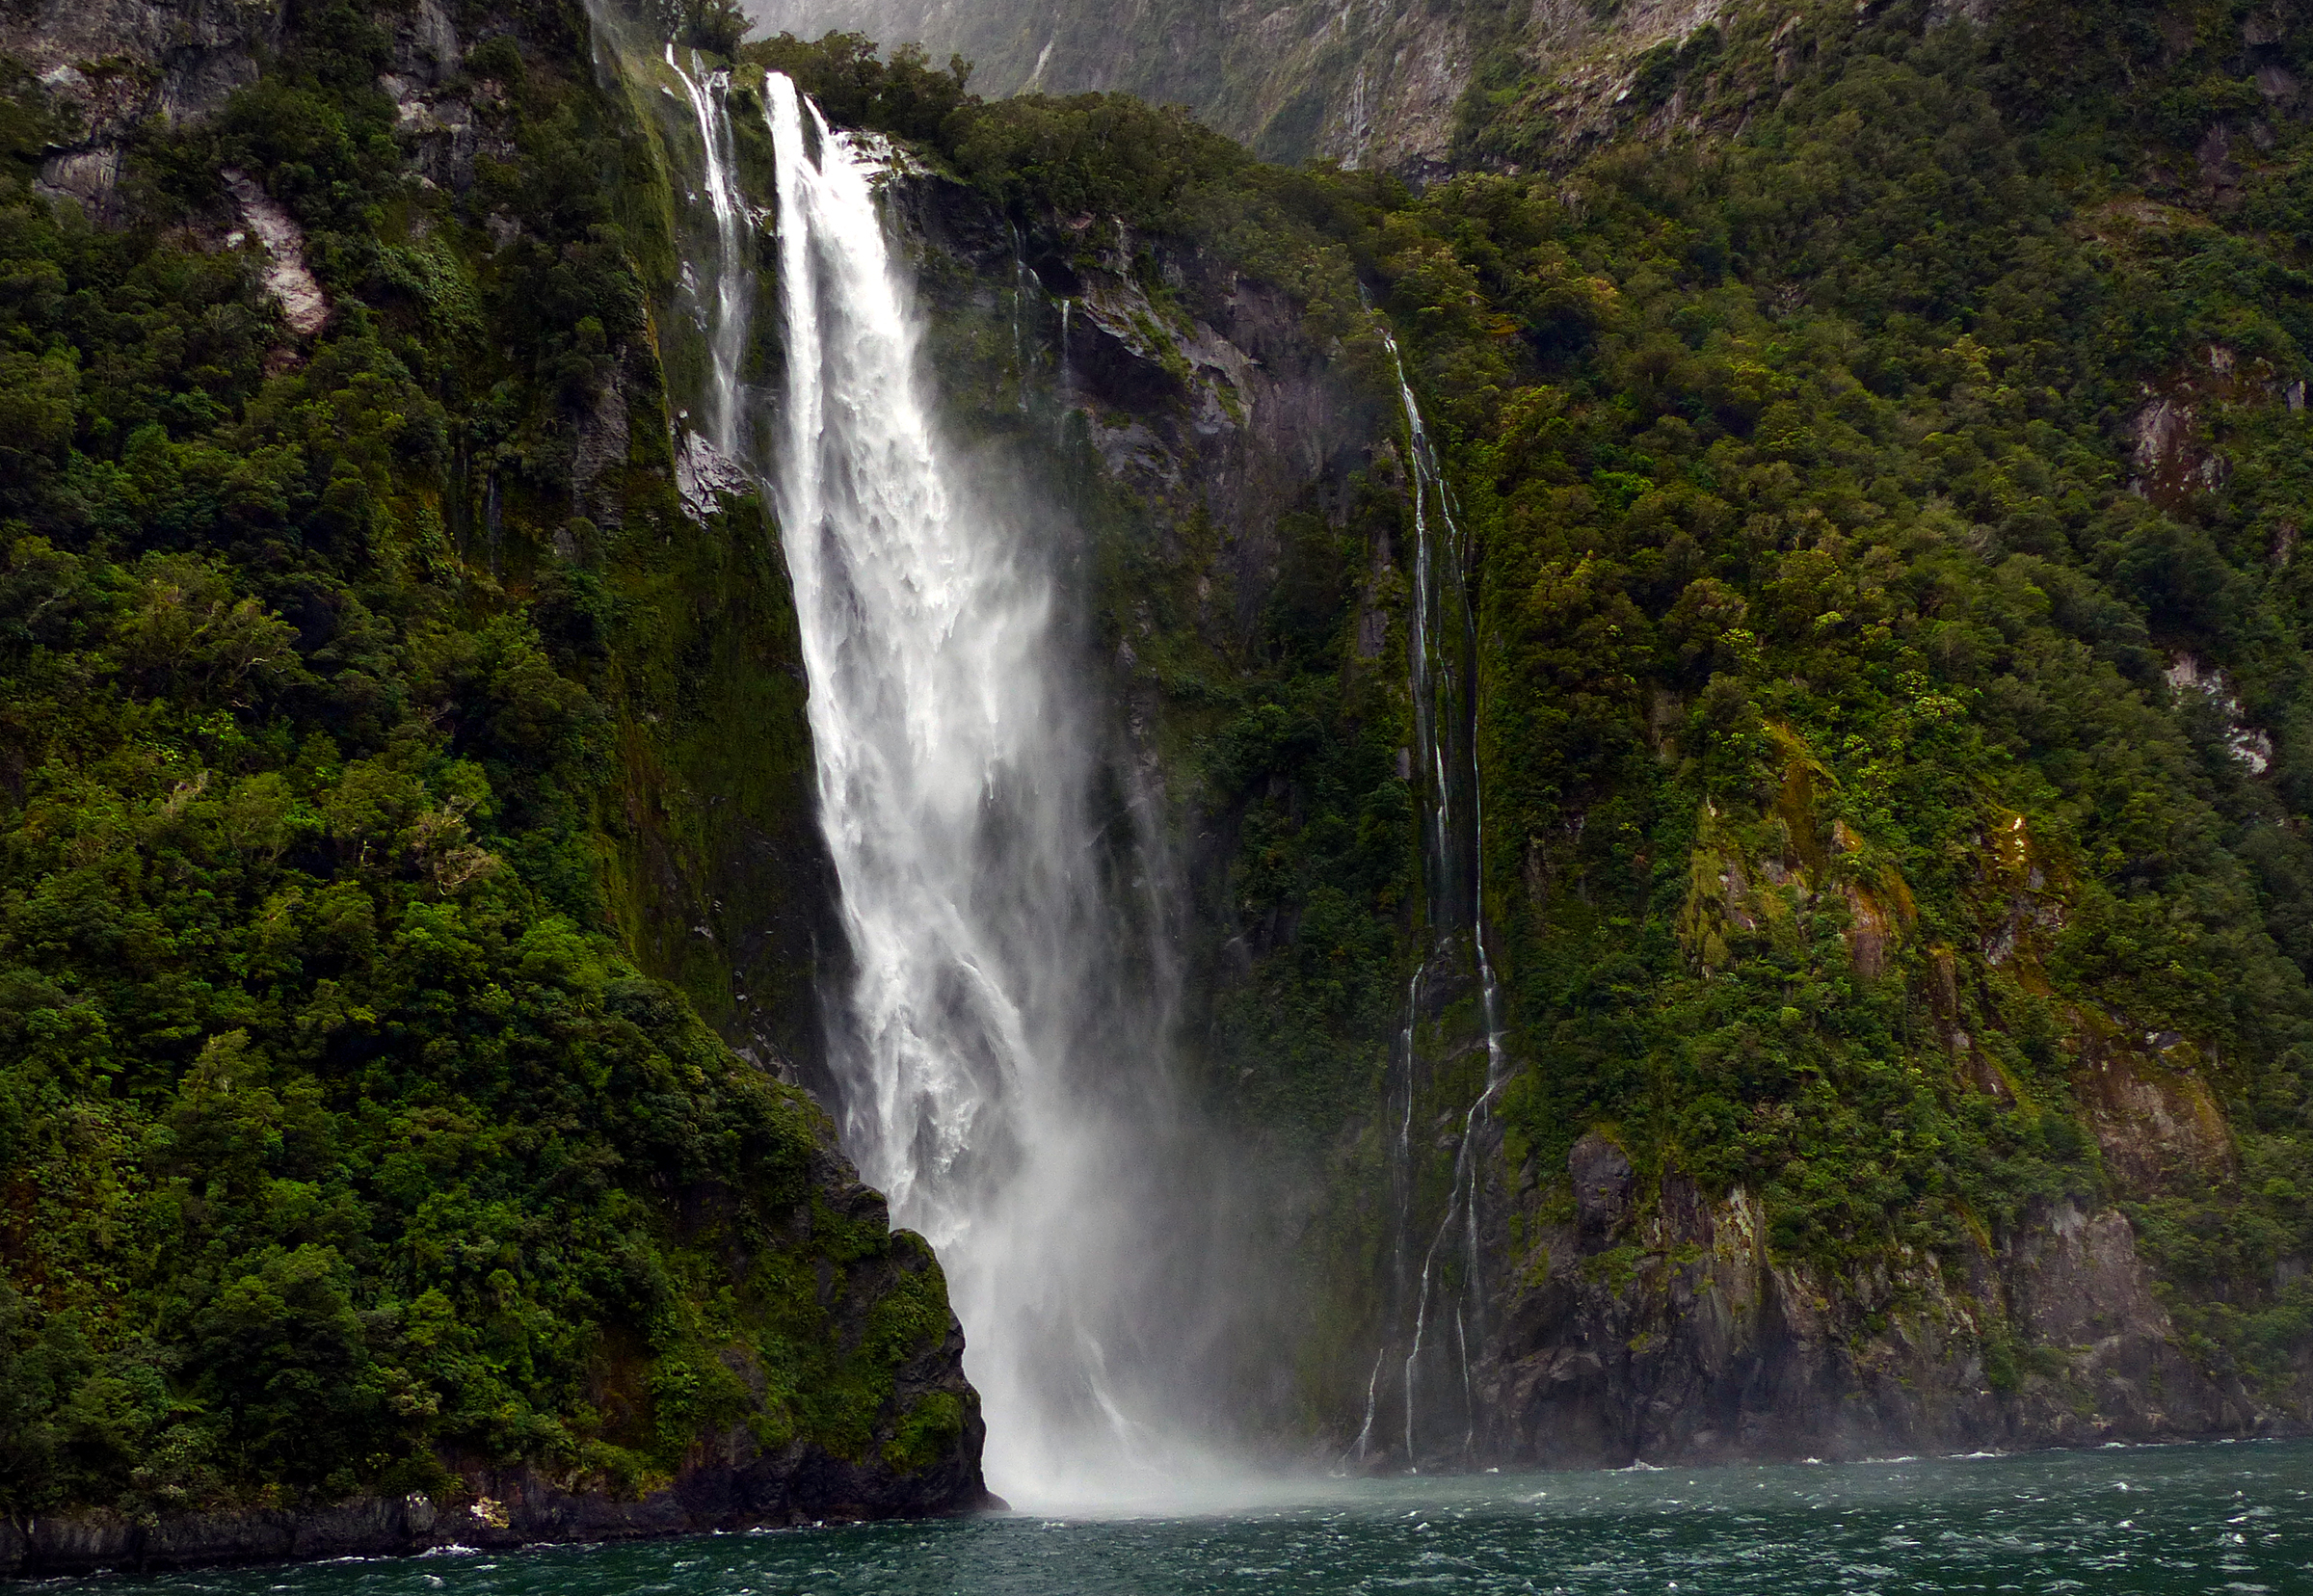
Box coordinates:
[1356,325,1509,1472]
[665,46,750,455]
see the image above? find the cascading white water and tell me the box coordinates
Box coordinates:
[665,45,751,455]
[1360,326,1509,1472]
[756,70,1200,1504]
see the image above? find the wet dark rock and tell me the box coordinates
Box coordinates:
[1569,1132,1635,1243]
[892,170,1382,640]
[0,1453,998,1579]
[1028,253,1082,296]
[1476,1168,2285,1471]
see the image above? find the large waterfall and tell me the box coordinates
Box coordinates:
[665,55,1221,1504]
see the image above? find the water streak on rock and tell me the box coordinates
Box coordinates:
[1374,323,1508,1470]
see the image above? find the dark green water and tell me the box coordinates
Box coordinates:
[79,1443,2313,1595]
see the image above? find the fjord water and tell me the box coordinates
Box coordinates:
[77,1445,2313,1594]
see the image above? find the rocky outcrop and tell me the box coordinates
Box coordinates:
[0,1439,995,1579]
[3,0,286,213]
[379,0,523,203]
[220,169,329,335]
[891,171,1383,640]
[1474,1132,2279,1469]
[2161,651,2274,776]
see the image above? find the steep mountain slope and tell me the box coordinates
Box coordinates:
[0,0,988,1568]
[8,0,2313,1543]
[1193,0,2313,1461]
[747,0,1492,170]
[827,0,2313,1463]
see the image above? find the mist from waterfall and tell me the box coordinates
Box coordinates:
[655,36,1493,1498]
[655,60,1244,1506]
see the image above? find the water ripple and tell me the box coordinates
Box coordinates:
[60,1441,2313,1596]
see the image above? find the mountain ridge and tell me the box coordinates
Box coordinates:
[744,0,1832,175]
[5,0,2313,1551]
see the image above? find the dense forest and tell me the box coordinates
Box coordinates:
[1129,0,2313,1419]
[807,0,2313,1428]
[0,0,980,1533]
[4,0,2313,1536]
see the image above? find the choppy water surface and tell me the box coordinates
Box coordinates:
[83,1442,2313,1595]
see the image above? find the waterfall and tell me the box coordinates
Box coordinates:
[666,46,751,456]
[1056,298,1075,439]
[754,70,1205,1504]
[1008,223,1032,412]
[1368,325,1509,1471]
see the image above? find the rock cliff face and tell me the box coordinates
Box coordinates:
[1477,1135,2267,1467]
[758,0,1471,171]
[747,0,1757,175]
[878,67,2313,1463]
[754,0,1484,172]
[3,0,283,212]
[894,173,1380,631]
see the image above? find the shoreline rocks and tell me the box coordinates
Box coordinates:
[0,1455,1001,1580]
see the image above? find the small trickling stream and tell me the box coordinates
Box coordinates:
[1357,326,1510,1472]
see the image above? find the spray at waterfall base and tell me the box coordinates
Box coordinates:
[654,50,1289,1503]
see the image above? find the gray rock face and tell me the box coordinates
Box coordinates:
[747,0,1767,178]
[0,1442,995,1579]
[1569,1131,1635,1242]
[892,168,1385,648]
[381,0,498,197]
[754,0,1481,174]
[1474,1141,2274,1470]
[3,0,287,211]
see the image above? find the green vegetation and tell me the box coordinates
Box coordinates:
[1440,0,2313,1385]
[890,0,2313,1407]
[0,0,966,1521]
[1407,0,2310,1389]
[10,0,2313,1515]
